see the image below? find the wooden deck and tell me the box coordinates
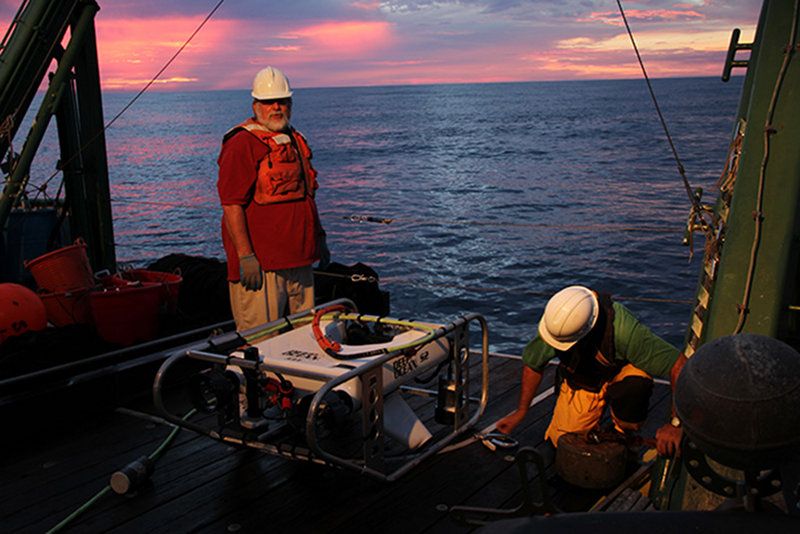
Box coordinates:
[1,350,672,534]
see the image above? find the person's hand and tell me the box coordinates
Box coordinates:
[239,254,263,291]
[496,410,526,435]
[656,423,682,457]
[318,232,331,270]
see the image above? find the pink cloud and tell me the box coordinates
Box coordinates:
[367,60,432,66]
[0,0,762,90]
[262,45,301,52]
[349,2,382,9]
[95,16,242,91]
[581,8,705,26]
[290,21,393,56]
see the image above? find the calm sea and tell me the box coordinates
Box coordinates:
[25,77,744,353]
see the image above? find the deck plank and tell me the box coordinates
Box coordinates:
[3,352,678,534]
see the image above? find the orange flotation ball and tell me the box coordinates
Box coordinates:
[0,283,47,344]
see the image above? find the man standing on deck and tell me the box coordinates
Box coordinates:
[217,66,329,331]
[496,285,686,457]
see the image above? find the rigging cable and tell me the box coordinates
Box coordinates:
[615,0,709,228]
[313,269,692,306]
[33,0,227,195]
[1,0,80,195]
[108,198,686,234]
[374,277,692,305]
[1,0,79,136]
[733,0,799,333]
[326,213,682,233]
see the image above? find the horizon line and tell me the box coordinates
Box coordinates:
[97,73,743,94]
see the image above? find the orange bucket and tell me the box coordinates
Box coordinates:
[122,269,182,313]
[89,283,161,346]
[24,238,94,292]
[39,288,91,327]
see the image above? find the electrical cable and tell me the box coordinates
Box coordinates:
[733,0,799,333]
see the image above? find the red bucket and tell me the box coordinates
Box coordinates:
[122,269,182,313]
[39,288,91,327]
[89,282,161,346]
[24,239,94,292]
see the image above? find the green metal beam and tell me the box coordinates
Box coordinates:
[0,2,99,230]
[0,0,80,159]
[652,0,800,513]
[71,11,115,272]
[703,0,800,343]
[55,77,90,248]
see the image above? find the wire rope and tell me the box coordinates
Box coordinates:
[107,197,686,234]
[32,0,227,195]
[324,213,683,233]
[1,0,78,175]
[616,0,702,213]
[376,277,692,305]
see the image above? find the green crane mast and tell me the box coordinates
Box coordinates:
[0,0,115,278]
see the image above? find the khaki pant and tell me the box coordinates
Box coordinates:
[228,265,314,332]
[545,363,652,447]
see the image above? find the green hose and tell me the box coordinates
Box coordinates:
[45,486,112,534]
[45,408,196,534]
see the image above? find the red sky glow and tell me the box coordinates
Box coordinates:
[0,0,761,92]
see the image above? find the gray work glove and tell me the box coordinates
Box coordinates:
[239,254,263,291]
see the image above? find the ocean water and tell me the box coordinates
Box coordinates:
[23,77,744,353]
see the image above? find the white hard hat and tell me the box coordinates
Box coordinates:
[251,66,293,100]
[538,286,599,351]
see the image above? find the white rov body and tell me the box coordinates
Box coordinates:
[228,318,450,448]
[155,303,490,482]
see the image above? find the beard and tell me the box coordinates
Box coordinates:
[256,108,291,132]
[264,114,289,132]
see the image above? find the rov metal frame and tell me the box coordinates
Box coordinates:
[153,300,490,482]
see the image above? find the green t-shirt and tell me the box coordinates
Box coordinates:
[522,301,679,379]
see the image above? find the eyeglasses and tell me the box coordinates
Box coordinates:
[256,97,292,107]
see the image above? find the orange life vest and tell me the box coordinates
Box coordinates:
[227,118,318,205]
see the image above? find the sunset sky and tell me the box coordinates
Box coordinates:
[0,0,761,92]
